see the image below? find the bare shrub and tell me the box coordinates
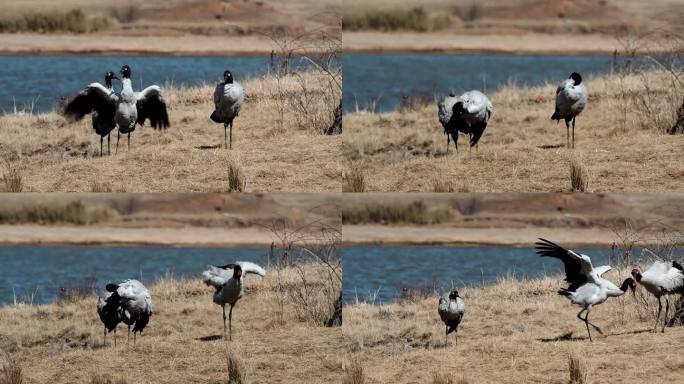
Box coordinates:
[0,164,22,192]
[227,161,246,192]
[226,350,247,384]
[90,181,112,193]
[432,178,454,192]
[343,164,365,192]
[343,359,364,384]
[456,2,484,22]
[0,351,22,384]
[432,374,469,384]
[110,5,141,23]
[570,159,588,192]
[57,275,97,304]
[568,354,590,384]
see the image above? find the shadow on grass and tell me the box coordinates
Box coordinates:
[538,328,652,342]
[196,335,223,342]
[195,144,222,150]
[537,143,565,149]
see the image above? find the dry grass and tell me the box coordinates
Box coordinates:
[0,164,22,193]
[569,159,589,192]
[343,269,684,383]
[568,353,590,384]
[0,71,341,192]
[343,163,366,192]
[88,375,127,384]
[226,160,246,192]
[343,359,365,384]
[343,69,684,192]
[0,351,23,384]
[226,349,247,384]
[0,263,343,383]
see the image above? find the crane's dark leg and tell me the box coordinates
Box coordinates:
[127,132,131,150]
[446,134,450,154]
[116,131,121,154]
[224,123,228,149]
[114,328,117,347]
[127,325,131,345]
[100,136,104,157]
[572,117,576,149]
[577,309,593,342]
[452,132,459,153]
[565,120,571,148]
[133,331,137,346]
[222,304,227,340]
[655,296,662,332]
[103,327,106,346]
[230,121,233,150]
[229,304,234,341]
[445,325,448,346]
[662,297,670,333]
[107,133,111,156]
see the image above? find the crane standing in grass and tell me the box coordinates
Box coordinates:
[552,72,588,149]
[63,71,119,156]
[535,238,635,342]
[438,90,493,153]
[96,288,124,346]
[210,70,245,149]
[115,65,170,153]
[438,289,466,346]
[202,261,266,340]
[108,279,153,345]
[631,260,684,332]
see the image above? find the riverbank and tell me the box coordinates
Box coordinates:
[343,270,684,383]
[0,264,343,383]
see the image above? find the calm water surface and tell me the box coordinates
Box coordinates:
[0,55,274,114]
[342,246,680,305]
[343,53,620,112]
[0,246,273,306]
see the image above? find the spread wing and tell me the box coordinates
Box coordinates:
[217,261,267,277]
[202,265,232,290]
[135,85,170,130]
[593,265,612,277]
[535,238,594,290]
[63,82,117,121]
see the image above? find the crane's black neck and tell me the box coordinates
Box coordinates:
[620,277,635,292]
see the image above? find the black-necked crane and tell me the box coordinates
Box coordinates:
[437,90,492,153]
[115,65,170,153]
[631,260,684,332]
[104,279,153,345]
[535,238,635,342]
[210,70,245,149]
[552,72,588,149]
[438,289,465,346]
[63,71,119,156]
[202,261,266,340]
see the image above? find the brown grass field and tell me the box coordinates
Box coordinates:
[343,69,684,192]
[0,71,341,192]
[0,264,343,383]
[343,268,684,383]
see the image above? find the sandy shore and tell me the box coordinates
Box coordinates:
[0,33,282,56]
[344,31,670,55]
[343,225,672,247]
[0,225,280,247]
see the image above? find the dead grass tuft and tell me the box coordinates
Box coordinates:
[570,159,589,192]
[226,350,247,384]
[0,164,22,193]
[343,164,366,192]
[88,375,128,384]
[432,374,469,384]
[227,160,247,192]
[568,353,590,384]
[431,178,455,192]
[0,351,22,384]
[343,359,365,384]
[342,201,451,225]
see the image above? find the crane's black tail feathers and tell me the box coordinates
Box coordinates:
[551,110,560,120]
[470,122,486,147]
[672,261,683,271]
[210,110,221,123]
[105,283,119,292]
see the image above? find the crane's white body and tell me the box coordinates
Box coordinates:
[202,261,266,340]
[437,90,492,152]
[633,260,684,332]
[437,290,465,346]
[116,279,153,320]
[213,82,244,124]
[115,78,138,134]
[554,79,588,121]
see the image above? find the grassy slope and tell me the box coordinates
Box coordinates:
[0,71,341,192]
[343,70,684,192]
[0,265,343,383]
[344,271,684,383]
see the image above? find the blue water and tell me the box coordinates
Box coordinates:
[0,246,276,306]
[341,246,680,305]
[343,53,620,112]
[0,55,273,114]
